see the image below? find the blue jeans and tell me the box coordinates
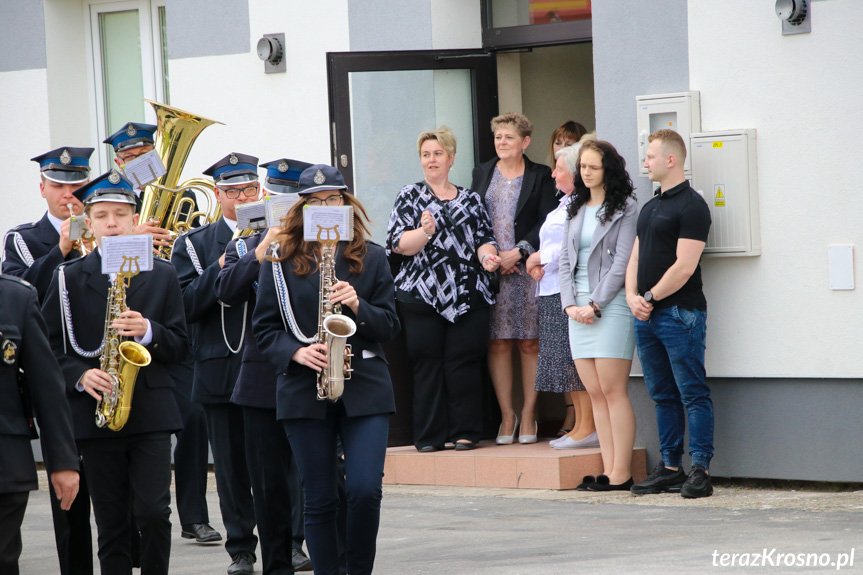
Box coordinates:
[634,305,713,469]
[283,405,389,575]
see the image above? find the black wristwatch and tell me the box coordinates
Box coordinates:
[518,248,529,261]
[644,291,655,304]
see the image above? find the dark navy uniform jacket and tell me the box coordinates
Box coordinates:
[3,212,82,302]
[42,252,187,440]
[171,219,245,404]
[213,232,275,409]
[253,242,400,421]
[0,275,79,493]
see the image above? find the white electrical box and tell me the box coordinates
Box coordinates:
[690,129,760,256]
[636,91,701,177]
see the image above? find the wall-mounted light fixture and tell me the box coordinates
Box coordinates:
[257,33,286,73]
[775,0,811,35]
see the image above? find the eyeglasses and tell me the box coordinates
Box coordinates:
[117,149,150,164]
[219,185,259,199]
[306,194,344,206]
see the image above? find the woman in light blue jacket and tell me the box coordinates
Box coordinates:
[558,140,638,491]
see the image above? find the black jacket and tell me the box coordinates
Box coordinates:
[3,212,82,302]
[0,275,78,493]
[470,155,557,251]
[42,252,187,440]
[213,232,275,409]
[253,243,400,420]
[171,219,245,404]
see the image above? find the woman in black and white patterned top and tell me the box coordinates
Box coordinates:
[386,126,500,453]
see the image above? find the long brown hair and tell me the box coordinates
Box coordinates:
[268,192,371,275]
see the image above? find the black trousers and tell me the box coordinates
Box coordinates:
[78,433,173,575]
[399,299,489,448]
[284,407,388,575]
[172,386,210,525]
[204,403,257,558]
[0,491,29,575]
[243,405,304,575]
[48,453,93,575]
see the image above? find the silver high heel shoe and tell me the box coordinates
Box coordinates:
[518,420,538,444]
[496,415,519,445]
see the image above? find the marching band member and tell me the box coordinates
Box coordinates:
[1,145,94,575]
[253,164,400,575]
[102,122,176,249]
[105,122,218,544]
[42,170,188,575]
[3,147,93,302]
[0,274,79,575]
[214,158,315,573]
[171,153,259,575]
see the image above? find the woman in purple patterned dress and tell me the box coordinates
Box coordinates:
[470,113,557,445]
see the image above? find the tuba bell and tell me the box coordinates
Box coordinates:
[139,100,223,257]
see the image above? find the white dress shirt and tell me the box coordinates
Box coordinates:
[535,194,573,297]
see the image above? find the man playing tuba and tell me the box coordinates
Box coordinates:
[104,121,219,544]
[42,170,189,575]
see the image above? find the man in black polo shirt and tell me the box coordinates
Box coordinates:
[626,129,714,499]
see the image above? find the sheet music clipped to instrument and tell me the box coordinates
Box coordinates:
[101,234,154,274]
[303,206,354,242]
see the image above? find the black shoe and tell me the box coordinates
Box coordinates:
[588,477,634,492]
[227,551,256,575]
[292,548,313,571]
[417,445,442,453]
[680,464,714,498]
[575,475,595,491]
[454,440,477,451]
[181,523,222,543]
[630,462,686,495]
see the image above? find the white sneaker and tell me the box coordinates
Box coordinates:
[552,431,599,450]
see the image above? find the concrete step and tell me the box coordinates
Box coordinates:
[384,440,648,490]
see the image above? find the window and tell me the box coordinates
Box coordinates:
[87,0,168,171]
[482,0,592,49]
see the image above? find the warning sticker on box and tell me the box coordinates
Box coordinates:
[714,185,725,207]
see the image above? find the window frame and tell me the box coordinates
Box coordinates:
[85,0,166,171]
[480,1,592,50]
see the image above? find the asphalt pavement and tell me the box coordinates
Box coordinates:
[17,475,863,574]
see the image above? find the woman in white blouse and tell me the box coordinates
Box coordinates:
[526,142,597,449]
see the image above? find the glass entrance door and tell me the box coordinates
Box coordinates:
[328,50,498,243]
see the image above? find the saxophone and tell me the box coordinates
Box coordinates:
[94,256,152,431]
[316,225,356,402]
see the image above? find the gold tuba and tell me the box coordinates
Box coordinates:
[95,256,152,431]
[316,225,356,402]
[139,100,223,258]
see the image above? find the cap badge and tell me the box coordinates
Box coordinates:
[229,154,239,165]
[108,171,122,184]
[126,124,137,137]
[60,149,72,165]
[277,160,289,173]
[313,170,326,185]
[2,339,17,365]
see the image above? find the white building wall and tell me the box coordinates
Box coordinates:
[688,0,863,378]
[0,69,51,235]
[168,0,350,180]
[430,0,482,50]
